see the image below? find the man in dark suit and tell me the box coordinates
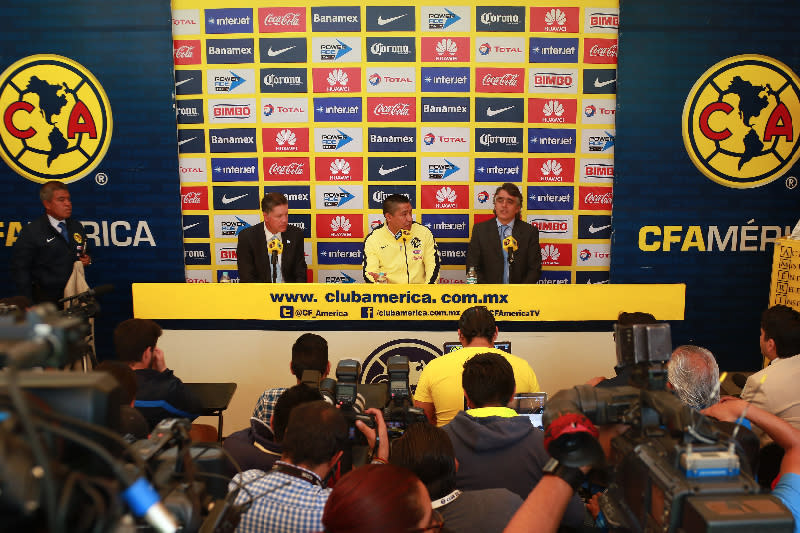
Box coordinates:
[236,192,307,283]
[466,183,541,284]
[11,181,91,304]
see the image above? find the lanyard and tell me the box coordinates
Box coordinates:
[272,462,322,487]
[431,490,461,510]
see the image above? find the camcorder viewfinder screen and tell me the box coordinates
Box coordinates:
[443,341,512,353]
[511,393,547,429]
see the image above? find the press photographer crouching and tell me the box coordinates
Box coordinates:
[529,321,795,533]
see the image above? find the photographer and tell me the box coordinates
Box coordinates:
[230,401,388,533]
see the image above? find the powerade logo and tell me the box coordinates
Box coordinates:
[315,127,362,152]
[215,214,259,238]
[313,97,362,122]
[178,129,205,154]
[475,128,523,153]
[421,214,469,239]
[318,243,364,265]
[176,69,202,95]
[206,38,254,64]
[422,6,469,31]
[474,158,522,182]
[529,37,578,63]
[212,185,260,210]
[261,68,307,93]
[367,185,416,209]
[205,8,253,33]
[368,127,416,152]
[259,38,307,63]
[289,213,312,238]
[367,157,416,181]
[437,242,469,265]
[582,129,615,154]
[184,243,211,266]
[319,270,362,283]
[209,128,257,153]
[366,37,415,62]
[313,38,359,62]
[365,6,415,32]
[270,186,311,209]
[422,157,468,181]
[421,67,470,92]
[177,99,204,124]
[311,6,361,32]
[421,97,470,122]
[182,215,209,239]
[527,185,573,210]
[317,185,363,209]
[475,97,524,123]
[207,69,254,94]
[476,6,525,32]
[538,271,571,284]
[578,214,612,239]
[528,128,576,153]
[211,157,258,182]
[528,215,572,239]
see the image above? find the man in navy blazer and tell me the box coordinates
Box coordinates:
[466,183,541,284]
[237,192,307,283]
[11,181,91,303]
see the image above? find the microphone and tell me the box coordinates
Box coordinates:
[503,236,518,264]
[58,284,114,304]
[268,238,283,283]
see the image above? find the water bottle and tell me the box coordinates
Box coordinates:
[219,271,231,283]
[466,266,477,284]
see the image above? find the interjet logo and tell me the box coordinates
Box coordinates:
[205,8,253,34]
[313,96,362,122]
[421,214,469,239]
[318,243,364,265]
[527,185,573,210]
[529,37,579,63]
[528,128,576,154]
[211,157,258,182]
[421,67,470,92]
[474,158,523,182]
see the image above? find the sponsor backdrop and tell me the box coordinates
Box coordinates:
[172,0,619,286]
[0,1,184,356]
[612,0,800,369]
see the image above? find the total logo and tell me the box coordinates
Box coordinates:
[312,67,361,93]
[260,97,308,122]
[540,243,571,266]
[0,54,113,183]
[179,157,207,182]
[531,7,579,33]
[172,9,200,35]
[577,244,611,267]
[475,38,526,63]
[421,37,470,62]
[477,190,490,204]
[528,157,575,183]
[185,270,212,283]
[421,128,470,152]
[421,184,468,209]
[582,98,616,124]
[682,54,800,188]
[365,67,415,93]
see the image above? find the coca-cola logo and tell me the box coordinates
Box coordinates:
[374,103,411,116]
[263,13,301,26]
[584,192,612,204]
[182,192,202,203]
[589,43,617,58]
[482,73,520,87]
[259,8,305,32]
[175,45,194,59]
[269,162,305,175]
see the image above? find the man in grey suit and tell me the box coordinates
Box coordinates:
[465,183,541,284]
[236,192,307,283]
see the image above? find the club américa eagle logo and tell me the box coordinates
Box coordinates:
[682,54,800,189]
[0,54,112,183]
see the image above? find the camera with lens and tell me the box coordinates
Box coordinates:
[382,355,427,438]
[543,322,794,532]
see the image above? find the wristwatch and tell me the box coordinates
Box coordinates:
[542,457,585,491]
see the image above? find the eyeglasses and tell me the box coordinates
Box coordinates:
[408,510,444,532]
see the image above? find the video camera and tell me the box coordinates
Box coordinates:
[543,322,793,532]
[383,355,427,439]
[0,303,89,369]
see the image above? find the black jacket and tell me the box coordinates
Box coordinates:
[133,368,203,430]
[11,214,87,302]
[236,223,307,283]
[466,218,541,284]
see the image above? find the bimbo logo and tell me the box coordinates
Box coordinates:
[586,9,619,33]
[0,54,113,182]
[580,159,614,183]
[529,215,572,239]
[529,69,577,94]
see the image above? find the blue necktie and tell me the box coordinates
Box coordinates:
[500,225,510,284]
[58,221,69,242]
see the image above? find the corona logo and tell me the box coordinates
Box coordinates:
[0,55,112,183]
[682,54,800,188]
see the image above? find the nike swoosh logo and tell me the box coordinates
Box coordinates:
[589,224,611,234]
[486,105,514,117]
[377,14,406,26]
[175,77,193,87]
[178,137,196,146]
[594,77,616,88]
[46,236,56,243]
[378,164,406,176]
[222,193,247,204]
[267,46,295,57]
[183,222,200,231]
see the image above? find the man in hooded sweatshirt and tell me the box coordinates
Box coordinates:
[443,352,586,529]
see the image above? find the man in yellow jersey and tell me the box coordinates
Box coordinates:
[363,194,440,284]
[414,306,540,426]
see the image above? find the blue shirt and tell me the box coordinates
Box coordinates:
[252,387,288,426]
[230,462,331,533]
[773,472,800,533]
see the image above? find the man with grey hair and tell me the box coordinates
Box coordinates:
[667,345,720,410]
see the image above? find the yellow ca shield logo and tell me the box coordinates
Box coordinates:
[683,54,800,188]
[0,54,113,183]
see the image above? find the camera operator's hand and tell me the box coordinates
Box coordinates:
[356,408,389,462]
[150,346,167,373]
[702,398,748,423]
